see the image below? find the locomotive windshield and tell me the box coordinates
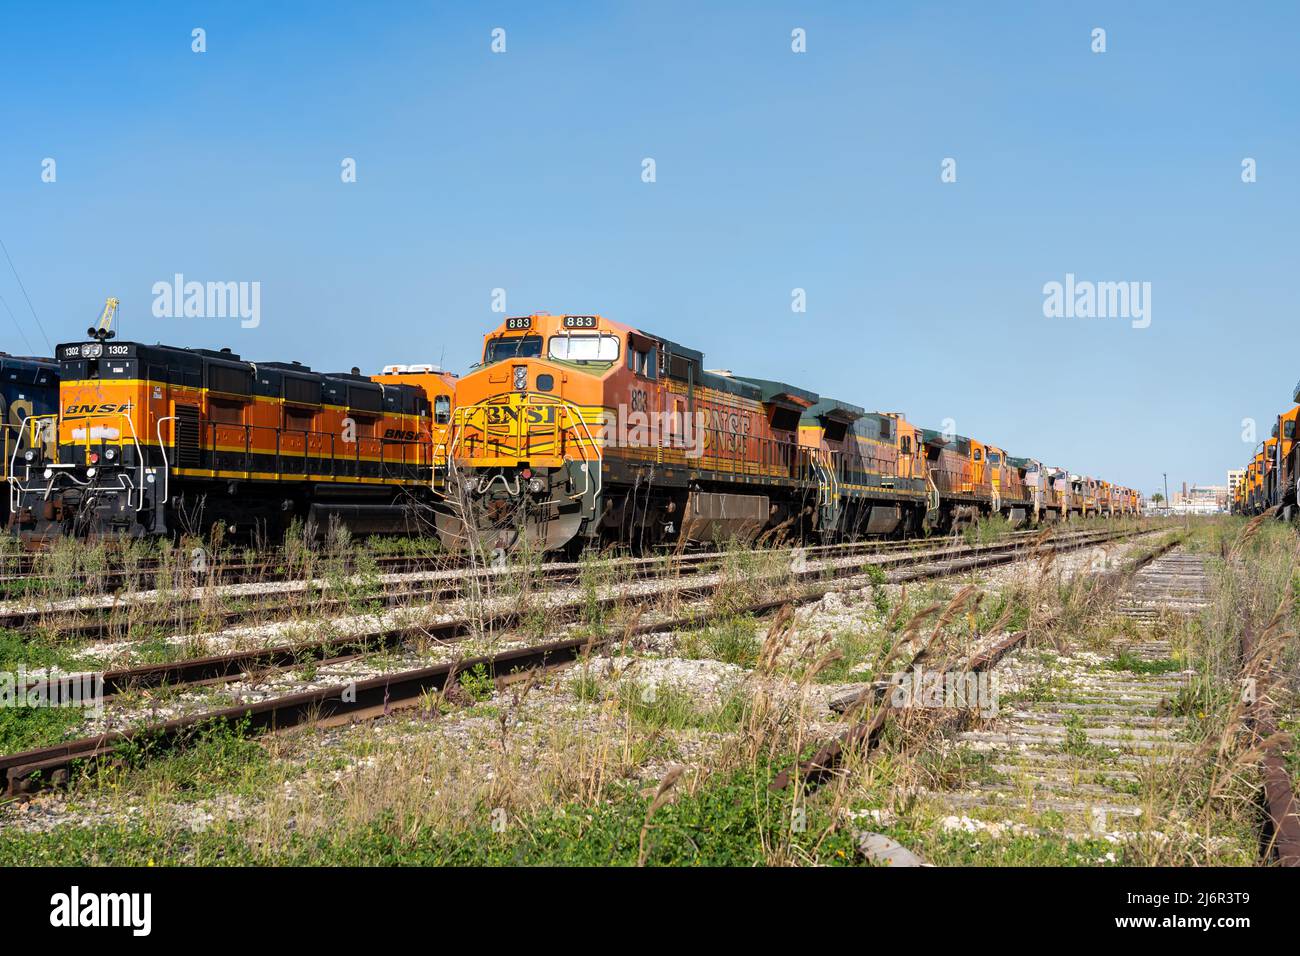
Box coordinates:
[548,333,620,363]
[484,335,542,364]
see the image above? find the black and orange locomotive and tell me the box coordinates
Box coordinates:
[9,338,456,541]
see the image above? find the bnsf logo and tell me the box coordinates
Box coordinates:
[383,428,420,441]
[486,406,557,425]
[64,402,133,416]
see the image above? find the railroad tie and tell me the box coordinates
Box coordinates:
[915,547,1215,847]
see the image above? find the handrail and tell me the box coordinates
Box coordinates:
[115,410,149,512]
[156,415,177,505]
[7,412,32,513]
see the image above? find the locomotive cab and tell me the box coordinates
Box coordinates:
[440,313,630,552]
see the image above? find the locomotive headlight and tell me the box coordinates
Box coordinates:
[86,467,97,478]
[513,365,527,391]
[104,448,117,461]
[23,450,35,462]
[528,476,545,494]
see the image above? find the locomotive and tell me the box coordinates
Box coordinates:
[1240,397,1300,519]
[0,352,60,526]
[435,312,1140,554]
[8,334,456,542]
[5,311,1141,548]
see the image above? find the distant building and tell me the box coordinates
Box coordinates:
[1228,469,1245,502]
[1170,484,1227,515]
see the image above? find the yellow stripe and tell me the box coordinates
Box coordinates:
[61,378,430,422]
[172,467,420,485]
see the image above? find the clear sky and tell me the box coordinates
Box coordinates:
[2,2,1296,495]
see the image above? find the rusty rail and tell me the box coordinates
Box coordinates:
[18,529,1138,699]
[770,531,1184,794]
[1241,623,1300,866]
[1,527,1146,796]
[0,525,1088,637]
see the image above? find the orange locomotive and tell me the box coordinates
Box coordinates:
[10,336,456,541]
[8,314,1143,546]
[440,312,1139,553]
[439,313,937,552]
[443,313,820,551]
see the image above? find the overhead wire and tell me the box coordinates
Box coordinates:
[0,235,54,353]
[0,290,35,354]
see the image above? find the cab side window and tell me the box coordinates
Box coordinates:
[434,395,451,425]
[628,347,658,379]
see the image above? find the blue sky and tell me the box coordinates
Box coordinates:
[2,1,1296,494]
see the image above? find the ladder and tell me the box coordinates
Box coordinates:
[811,449,840,533]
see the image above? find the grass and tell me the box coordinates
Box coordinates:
[14,516,1282,869]
[0,627,98,752]
[678,615,760,667]
[1058,713,1117,761]
[0,761,859,866]
[1102,651,1184,675]
[878,819,1124,866]
[619,683,747,734]
[831,517,1282,867]
[107,718,274,799]
[814,627,890,684]
[0,704,88,755]
[962,513,1016,547]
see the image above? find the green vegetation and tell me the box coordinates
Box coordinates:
[865,563,889,614]
[618,683,747,734]
[962,513,1014,547]
[678,615,760,667]
[1102,651,1183,675]
[107,718,273,799]
[0,762,857,867]
[3,515,1285,870]
[1058,713,1115,760]
[458,663,495,702]
[0,628,97,752]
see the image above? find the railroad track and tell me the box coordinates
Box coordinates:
[0,525,1149,795]
[0,523,1141,596]
[837,540,1299,866]
[917,549,1208,839]
[0,525,1141,641]
[15,528,1137,698]
[0,547,434,590]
